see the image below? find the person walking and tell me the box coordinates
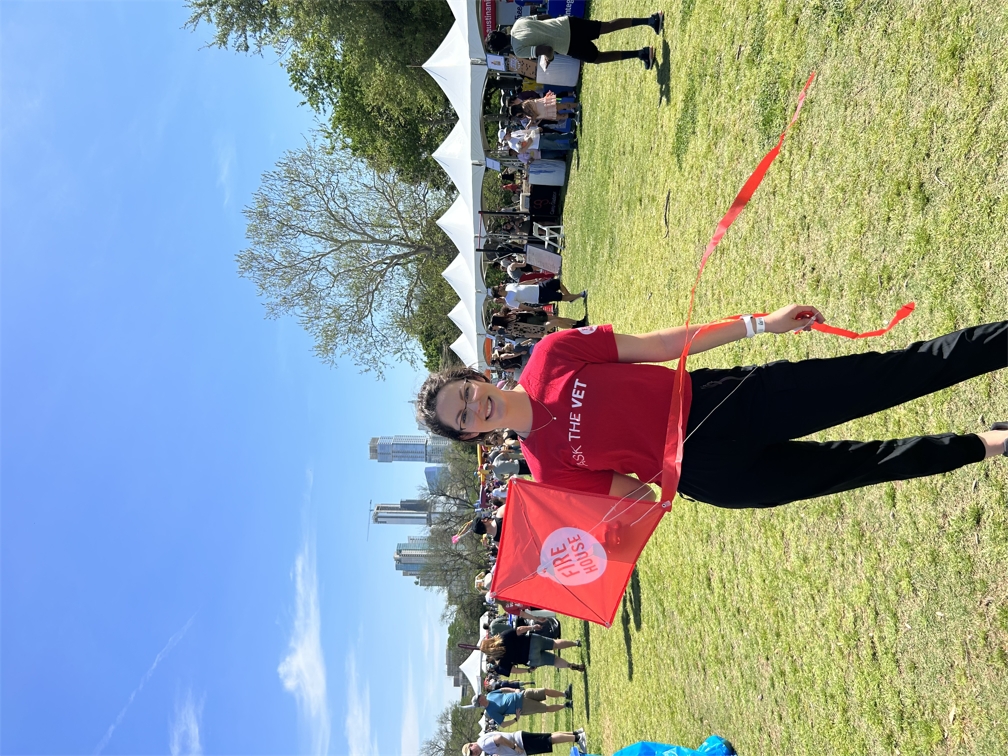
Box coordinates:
[491,281,586,309]
[478,624,584,673]
[471,683,573,727]
[486,12,664,70]
[464,728,587,756]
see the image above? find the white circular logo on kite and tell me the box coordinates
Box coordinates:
[538,527,607,586]
[577,326,597,335]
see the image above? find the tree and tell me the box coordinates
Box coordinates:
[400,252,465,373]
[184,0,456,185]
[421,703,482,756]
[238,135,457,375]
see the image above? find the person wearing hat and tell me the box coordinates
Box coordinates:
[472,508,504,543]
[470,683,573,728]
[463,728,587,756]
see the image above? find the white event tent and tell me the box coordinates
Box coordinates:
[423,0,492,369]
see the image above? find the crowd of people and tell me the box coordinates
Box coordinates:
[450,429,594,751]
[482,256,589,378]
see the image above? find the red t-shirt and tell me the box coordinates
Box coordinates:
[517,325,692,495]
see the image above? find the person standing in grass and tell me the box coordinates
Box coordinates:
[486,13,663,71]
[416,307,1008,507]
[464,728,588,756]
[479,624,585,672]
[470,683,573,728]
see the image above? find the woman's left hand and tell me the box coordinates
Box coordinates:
[764,304,825,334]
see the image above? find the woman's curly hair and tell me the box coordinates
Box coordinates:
[416,366,492,442]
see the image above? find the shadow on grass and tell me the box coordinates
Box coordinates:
[620,595,634,681]
[629,567,643,630]
[673,74,700,169]
[581,619,591,665]
[657,40,672,106]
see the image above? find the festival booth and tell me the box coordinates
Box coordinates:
[422,0,584,369]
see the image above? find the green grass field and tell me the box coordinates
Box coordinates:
[514,1,1008,753]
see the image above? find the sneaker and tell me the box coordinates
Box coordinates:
[574,639,582,647]
[572,316,588,328]
[641,46,656,71]
[564,683,573,700]
[575,730,588,752]
[579,289,588,299]
[564,700,573,709]
[649,11,664,34]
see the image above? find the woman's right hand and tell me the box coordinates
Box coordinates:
[764,304,825,334]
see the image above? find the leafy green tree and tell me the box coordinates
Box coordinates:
[421,703,482,756]
[238,135,456,375]
[185,0,456,185]
[399,252,464,373]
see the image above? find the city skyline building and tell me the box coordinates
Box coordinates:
[372,499,430,526]
[369,434,449,464]
[393,535,447,586]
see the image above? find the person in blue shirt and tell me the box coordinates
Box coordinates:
[472,684,571,727]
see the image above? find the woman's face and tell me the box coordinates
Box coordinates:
[434,378,506,440]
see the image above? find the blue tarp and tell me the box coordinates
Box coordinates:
[570,734,736,756]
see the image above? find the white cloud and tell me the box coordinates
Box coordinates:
[422,595,457,718]
[169,689,205,756]
[344,652,380,756]
[214,133,236,206]
[94,614,197,754]
[400,660,419,756]
[278,529,331,756]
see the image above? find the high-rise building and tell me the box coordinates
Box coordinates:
[394,536,432,579]
[425,465,446,492]
[369,435,449,464]
[372,499,430,526]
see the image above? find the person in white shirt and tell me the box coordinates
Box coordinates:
[491,281,586,310]
[463,728,586,756]
[485,13,663,70]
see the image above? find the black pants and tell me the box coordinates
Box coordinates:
[678,322,1007,508]
[519,732,554,755]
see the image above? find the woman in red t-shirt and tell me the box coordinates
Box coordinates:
[416,305,1008,508]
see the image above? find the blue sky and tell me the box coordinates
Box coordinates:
[1,2,458,754]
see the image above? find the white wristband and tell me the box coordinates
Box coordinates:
[741,315,765,338]
[741,315,755,338]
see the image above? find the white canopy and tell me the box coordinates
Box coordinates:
[424,4,495,369]
[459,648,484,697]
[442,252,486,325]
[447,0,487,61]
[423,22,488,163]
[437,194,483,262]
[435,130,488,369]
[433,121,486,216]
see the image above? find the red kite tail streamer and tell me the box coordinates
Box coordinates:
[658,73,816,500]
[810,301,916,338]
